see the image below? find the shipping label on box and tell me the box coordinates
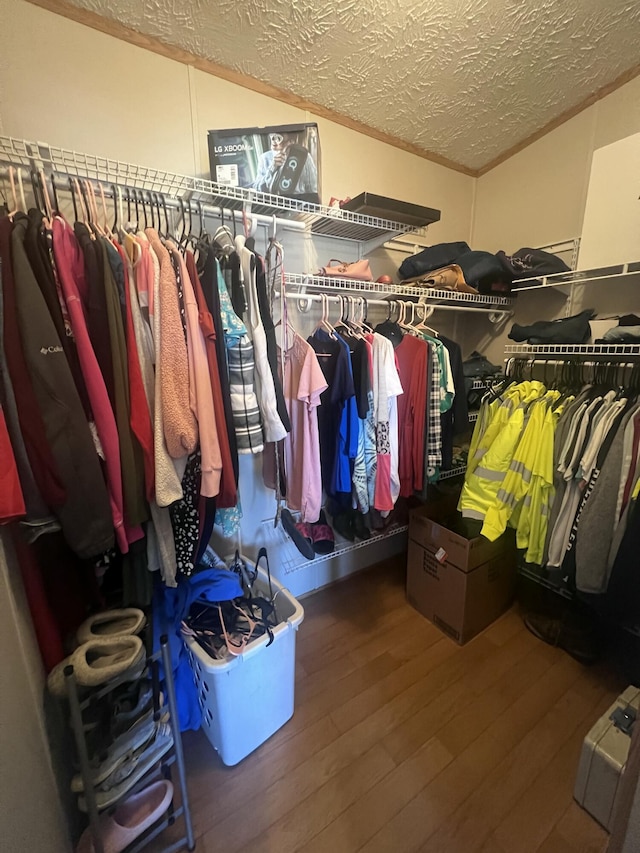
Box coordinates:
[408,506,510,572]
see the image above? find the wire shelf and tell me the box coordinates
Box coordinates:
[284,273,515,308]
[0,135,417,243]
[470,378,499,390]
[439,465,467,480]
[505,344,640,357]
[258,517,408,575]
[511,260,640,292]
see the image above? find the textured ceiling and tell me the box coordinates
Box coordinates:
[63,0,640,172]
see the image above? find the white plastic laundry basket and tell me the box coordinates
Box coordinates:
[184,564,304,766]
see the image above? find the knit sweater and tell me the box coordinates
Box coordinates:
[146,229,197,460]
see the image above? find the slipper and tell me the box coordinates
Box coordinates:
[76,780,174,853]
[309,510,335,555]
[71,711,155,792]
[47,636,145,698]
[78,724,173,811]
[281,509,315,560]
[76,609,146,645]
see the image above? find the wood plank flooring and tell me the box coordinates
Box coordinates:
[175,556,624,853]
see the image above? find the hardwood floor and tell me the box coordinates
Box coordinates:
[177,556,624,853]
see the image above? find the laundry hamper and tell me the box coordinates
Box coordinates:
[184,563,304,766]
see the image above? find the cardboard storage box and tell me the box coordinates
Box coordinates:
[407,505,516,644]
[574,686,640,830]
[208,123,321,204]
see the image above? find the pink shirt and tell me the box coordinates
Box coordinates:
[281,333,327,523]
[51,217,128,553]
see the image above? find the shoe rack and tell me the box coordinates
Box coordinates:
[64,635,196,853]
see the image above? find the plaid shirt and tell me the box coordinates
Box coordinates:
[426,340,443,477]
[217,262,264,455]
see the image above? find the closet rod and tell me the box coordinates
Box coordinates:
[0,167,306,232]
[283,290,510,317]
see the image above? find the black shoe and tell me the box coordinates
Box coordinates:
[524,613,598,666]
[281,509,315,560]
[332,512,355,542]
[351,511,371,541]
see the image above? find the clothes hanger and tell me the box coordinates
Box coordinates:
[39,170,54,223]
[146,191,155,230]
[85,181,104,235]
[30,169,43,212]
[334,294,351,335]
[315,293,336,339]
[6,167,19,218]
[414,302,440,337]
[97,183,112,237]
[16,168,27,213]
[111,185,119,233]
[347,295,366,339]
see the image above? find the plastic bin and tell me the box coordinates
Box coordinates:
[184,564,304,766]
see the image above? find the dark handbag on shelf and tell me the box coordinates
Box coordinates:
[398,241,470,280]
[319,258,373,281]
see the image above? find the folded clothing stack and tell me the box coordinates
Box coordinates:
[398,242,569,296]
[597,314,640,343]
[508,309,594,345]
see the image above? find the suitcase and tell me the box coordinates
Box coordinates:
[574,686,640,830]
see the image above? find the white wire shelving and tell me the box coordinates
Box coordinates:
[259,518,409,575]
[284,273,515,309]
[505,344,640,357]
[470,378,499,390]
[439,465,467,480]
[511,260,640,292]
[0,135,423,244]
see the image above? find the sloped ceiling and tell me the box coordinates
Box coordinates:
[52,0,640,173]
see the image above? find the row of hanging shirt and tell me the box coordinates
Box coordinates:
[265,297,470,530]
[458,368,640,625]
[0,170,290,585]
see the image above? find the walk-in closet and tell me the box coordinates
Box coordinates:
[2,1,640,851]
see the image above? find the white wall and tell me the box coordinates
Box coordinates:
[468,74,640,365]
[0,0,474,246]
[0,532,71,852]
[471,74,640,254]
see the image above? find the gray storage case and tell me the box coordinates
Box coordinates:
[574,686,640,830]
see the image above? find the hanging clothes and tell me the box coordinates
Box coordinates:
[0,258,60,541]
[9,214,115,557]
[279,331,327,523]
[51,215,128,552]
[394,333,428,497]
[215,255,264,455]
[101,236,147,531]
[308,327,356,500]
[371,332,403,512]
[254,246,291,433]
[236,234,288,444]
[167,242,222,499]
[146,228,198,462]
[0,404,26,523]
[186,251,236,509]
[0,219,67,512]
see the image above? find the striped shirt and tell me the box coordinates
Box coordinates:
[216,262,264,454]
